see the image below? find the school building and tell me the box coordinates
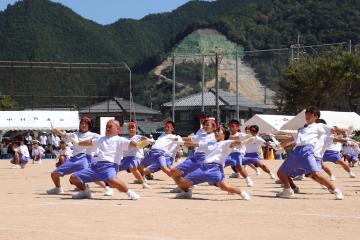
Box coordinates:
[162,89,276,134]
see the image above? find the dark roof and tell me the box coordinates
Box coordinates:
[162,89,274,110]
[79,98,161,115]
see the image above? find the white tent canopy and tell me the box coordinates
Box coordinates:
[241,114,294,134]
[281,110,360,131]
[0,111,79,131]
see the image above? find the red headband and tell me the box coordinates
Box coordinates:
[166,122,174,129]
[128,122,138,128]
[107,120,121,131]
[249,127,257,132]
[209,119,217,128]
[229,122,239,130]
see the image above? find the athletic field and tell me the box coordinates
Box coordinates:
[1,160,359,240]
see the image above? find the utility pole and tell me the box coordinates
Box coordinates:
[172,54,176,122]
[201,54,205,112]
[215,51,220,125]
[235,50,239,121]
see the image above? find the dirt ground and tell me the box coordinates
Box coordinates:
[1,159,360,240]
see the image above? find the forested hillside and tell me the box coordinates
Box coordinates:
[0,0,359,109]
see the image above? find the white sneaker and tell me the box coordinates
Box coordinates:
[46,187,64,195]
[245,177,253,187]
[240,191,251,200]
[276,188,295,198]
[349,172,356,178]
[127,190,140,200]
[170,187,182,193]
[142,182,150,189]
[269,173,276,179]
[104,186,114,196]
[229,172,240,178]
[255,168,261,176]
[330,175,336,181]
[38,160,42,165]
[72,188,92,199]
[11,165,21,169]
[292,186,300,194]
[334,189,344,200]
[175,189,192,199]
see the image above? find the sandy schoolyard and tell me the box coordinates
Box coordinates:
[0,159,360,240]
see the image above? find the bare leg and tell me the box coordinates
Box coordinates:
[177,177,193,191]
[336,160,351,173]
[216,180,241,194]
[236,165,249,178]
[107,178,129,193]
[129,167,146,183]
[257,162,271,174]
[51,171,62,188]
[69,174,86,190]
[277,171,290,188]
[321,163,333,177]
[310,172,336,191]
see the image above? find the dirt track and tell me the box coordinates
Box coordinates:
[1,160,359,240]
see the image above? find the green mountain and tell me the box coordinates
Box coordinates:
[0,0,360,109]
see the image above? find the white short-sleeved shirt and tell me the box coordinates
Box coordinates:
[92,135,130,165]
[32,146,45,157]
[124,135,144,159]
[203,140,236,166]
[18,145,30,158]
[51,135,60,147]
[326,136,342,152]
[39,135,47,145]
[59,146,73,157]
[314,135,334,158]
[152,133,178,153]
[65,131,99,156]
[166,135,184,158]
[295,123,332,147]
[231,132,250,155]
[193,133,216,153]
[343,144,359,156]
[245,135,266,154]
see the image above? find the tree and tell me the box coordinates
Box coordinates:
[275,48,360,113]
[0,96,20,110]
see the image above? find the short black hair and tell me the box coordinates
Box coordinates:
[249,125,259,133]
[316,118,327,124]
[305,106,320,118]
[228,119,240,126]
[166,121,175,128]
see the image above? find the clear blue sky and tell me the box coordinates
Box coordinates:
[0,0,194,25]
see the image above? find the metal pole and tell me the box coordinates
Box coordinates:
[349,40,352,53]
[122,62,132,121]
[235,50,239,121]
[215,52,219,125]
[201,54,205,112]
[172,55,176,122]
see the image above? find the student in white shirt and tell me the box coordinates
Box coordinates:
[69,119,140,200]
[138,121,182,178]
[242,125,276,179]
[10,136,30,169]
[276,106,346,200]
[170,119,216,187]
[118,122,149,189]
[55,140,73,167]
[31,140,45,164]
[224,120,255,186]
[174,127,250,200]
[47,116,99,195]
